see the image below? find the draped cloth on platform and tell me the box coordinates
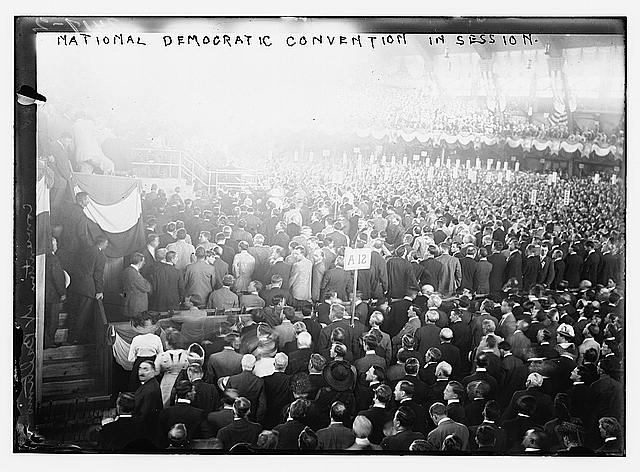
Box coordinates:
[72,172,145,258]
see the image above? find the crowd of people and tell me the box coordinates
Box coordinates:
[44,152,625,454]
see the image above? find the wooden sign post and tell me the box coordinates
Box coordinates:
[344,247,372,327]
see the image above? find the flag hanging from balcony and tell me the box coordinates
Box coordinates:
[72,173,145,258]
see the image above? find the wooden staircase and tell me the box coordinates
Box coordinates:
[41,312,107,400]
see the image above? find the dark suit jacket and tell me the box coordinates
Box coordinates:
[419,258,443,292]
[286,348,313,375]
[504,251,523,287]
[552,259,566,289]
[69,245,106,298]
[414,324,442,357]
[387,257,419,299]
[206,347,243,382]
[317,423,356,450]
[463,371,499,400]
[598,252,618,285]
[122,265,152,318]
[191,379,219,415]
[133,378,163,437]
[206,407,235,436]
[564,253,583,288]
[98,416,144,451]
[140,246,158,281]
[263,371,292,428]
[381,429,425,451]
[273,419,307,450]
[267,260,293,291]
[354,353,387,374]
[216,417,262,449]
[522,255,541,291]
[502,415,541,451]
[225,371,267,424]
[426,418,469,450]
[384,298,413,339]
[156,402,206,448]
[487,252,507,294]
[399,398,428,434]
[582,251,601,286]
[45,253,66,303]
[439,342,462,379]
[469,421,507,452]
[320,267,353,302]
[460,257,479,292]
[302,317,322,347]
[502,387,554,426]
[475,260,492,295]
[446,401,468,426]
[359,406,395,445]
[537,256,555,286]
[464,398,488,427]
[149,262,183,311]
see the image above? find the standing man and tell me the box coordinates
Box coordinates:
[148,250,184,311]
[487,241,507,296]
[140,233,160,281]
[290,248,313,307]
[166,228,196,272]
[45,237,67,349]
[184,247,217,307]
[232,241,256,293]
[67,235,107,345]
[122,253,152,319]
[436,243,462,297]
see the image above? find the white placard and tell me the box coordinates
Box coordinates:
[506,170,513,182]
[487,158,494,169]
[344,247,372,270]
[611,174,617,185]
[503,161,508,170]
[435,158,441,167]
[563,189,570,206]
[594,173,600,183]
[413,154,420,161]
[402,155,408,166]
[530,189,537,205]
[515,162,520,172]
[497,172,504,184]
[455,159,461,168]
[420,151,428,157]
[391,155,396,165]
[425,157,430,167]
[446,158,451,168]
[496,161,501,170]
[475,158,481,169]
[466,160,471,169]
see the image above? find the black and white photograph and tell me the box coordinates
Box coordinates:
[11,10,629,459]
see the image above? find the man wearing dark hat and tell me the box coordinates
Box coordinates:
[184,246,217,307]
[358,383,395,445]
[156,379,207,448]
[263,353,293,429]
[216,397,262,450]
[313,360,357,430]
[501,395,542,452]
[502,373,553,426]
[381,406,425,451]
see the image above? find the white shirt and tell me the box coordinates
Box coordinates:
[128,333,164,362]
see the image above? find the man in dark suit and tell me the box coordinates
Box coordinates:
[301,305,322,346]
[219,354,267,425]
[381,406,425,451]
[354,335,387,374]
[462,354,499,400]
[45,237,67,349]
[358,384,395,445]
[399,358,429,404]
[67,236,107,344]
[522,244,541,292]
[320,257,353,302]
[501,395,541,452]
[464,380,490,427]
[438,328,462,379]
[206,389,237,437]
[449,309,472,375]
[564,245,583,289]
[158,222,177,249]
[260,275,292,308]
[537,247,555,287]
[48,132,75,219]
[468,400,507,452]
[504,240,523,288]
[133,360,163,440]
[498,341,524,404]
[216,397,262,450]
[122,252,152,319]
[387,246,419,300]
[273,399,309,450]
[148,250,184,311]
[286,332,314,375]
[444,380,468,425]
[460,246,479,292]
[187,364,219,416]
[419,245,443,292]
[598,242,619,285]
[394,381,428,434]
[140,233,160,281]
[156,380,207,448]
[184,247,217,307]
[488,242,507,295]
[425,402,470,451]
[316,401,356,450]
[384,289,416,339]
[582,241,601,286]
[551,249,566,289]
[502,372,554,426]
[267,247,293,291]
[263,353,293,429]
[98,393,143,452]
[206,334,243,383]
[414,309,443,359]
[317,304,353,354]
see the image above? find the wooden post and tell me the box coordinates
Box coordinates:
[351,269,358,328]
